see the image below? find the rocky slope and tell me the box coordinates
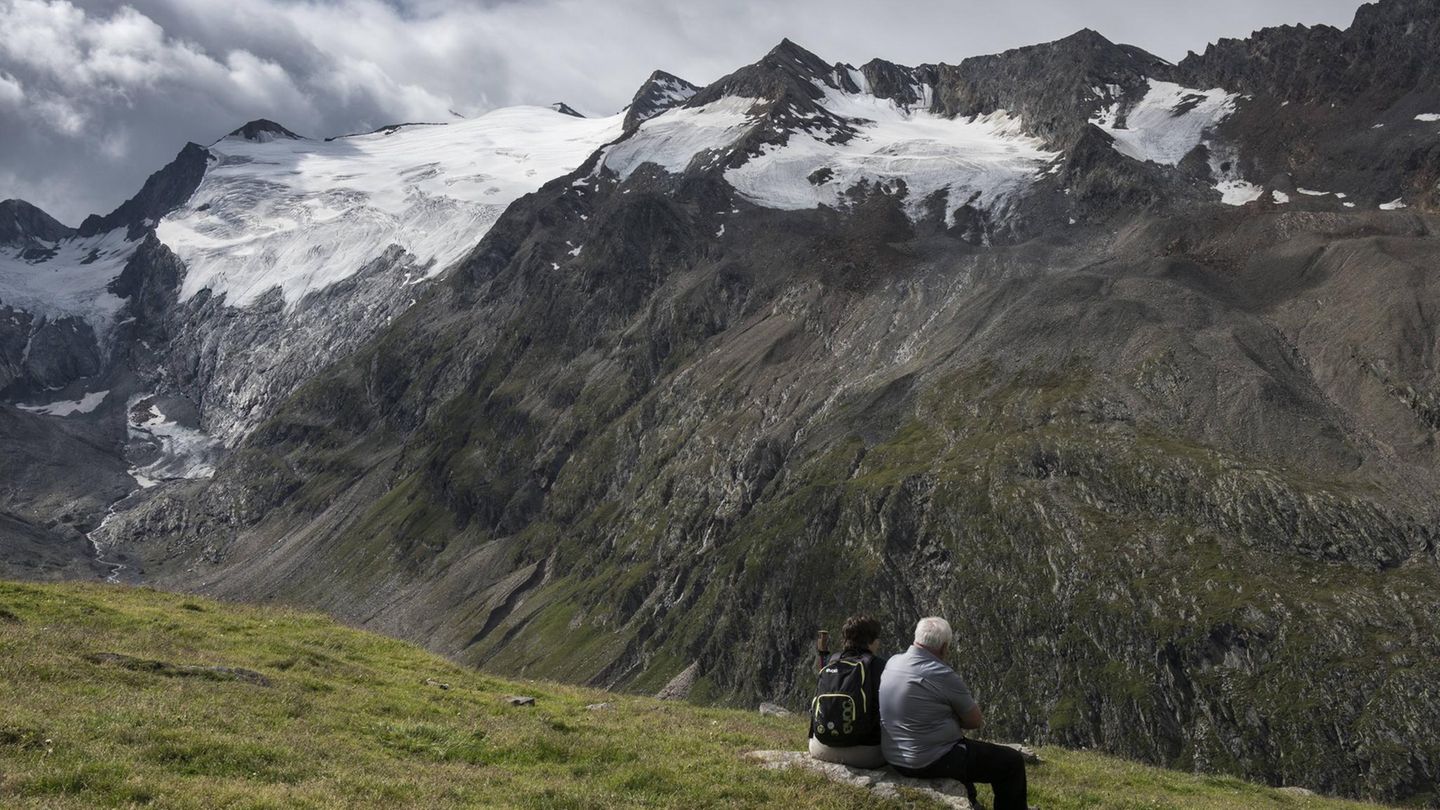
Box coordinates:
[6,0,1440,804]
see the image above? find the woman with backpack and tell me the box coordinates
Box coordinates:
[808,615,886,768]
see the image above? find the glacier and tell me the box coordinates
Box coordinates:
[157,106,626,307]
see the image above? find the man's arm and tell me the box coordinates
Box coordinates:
[945,670,985,730]
[959,703,984,730]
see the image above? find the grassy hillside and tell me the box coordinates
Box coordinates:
[0,581,1395,809]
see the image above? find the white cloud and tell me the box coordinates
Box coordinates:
[32,94,86,133]
[0,71,23,106]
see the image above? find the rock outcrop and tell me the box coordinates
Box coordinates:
[747,750,976,809]
[622,70,701,131]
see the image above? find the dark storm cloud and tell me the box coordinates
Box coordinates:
[0,0,1370,226]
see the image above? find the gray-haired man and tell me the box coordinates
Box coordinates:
[878,616,1029,810]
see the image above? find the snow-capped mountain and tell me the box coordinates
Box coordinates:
[0,208,139,393]
[160,108,625,308]
[1,103,631,445]
[600,70,1059,227]
[6,3,1440,804]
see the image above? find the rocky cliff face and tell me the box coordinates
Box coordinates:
[9,0,1440,804]
[622,71,701,131]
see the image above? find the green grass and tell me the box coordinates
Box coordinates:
[0,581,1394,809]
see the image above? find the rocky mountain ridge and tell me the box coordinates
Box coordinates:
[3,0,1440,803]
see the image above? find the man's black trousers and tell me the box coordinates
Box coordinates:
[892,738,1027,810]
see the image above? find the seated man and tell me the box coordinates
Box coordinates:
[879,616,1028,810]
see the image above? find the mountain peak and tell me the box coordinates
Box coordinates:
[766,37,807,56]
[648,69,685,82]
[1177,0,1440,104]
[686,37,840,114]
[622,69,701,130]
[1058,27,1115,47]
[934,31,1173,150]
[75,142,211,238]
[0,198,74,247]
[762,37,831,76]
[226,119,302,143]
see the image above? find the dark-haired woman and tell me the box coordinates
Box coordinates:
[808,615,886,768]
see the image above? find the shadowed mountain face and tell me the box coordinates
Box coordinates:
[0,199,73,248]
[7,0,1440,803]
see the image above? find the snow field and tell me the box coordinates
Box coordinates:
[157,107,625,307]
[0,229,135,339]
[1092,80,1239,167]
[728,85,1057,223]
[16,389,109,416]
[604,85,1058,225]
[127,397,224,486]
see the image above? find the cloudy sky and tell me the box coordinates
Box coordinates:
[1,0,1369,226]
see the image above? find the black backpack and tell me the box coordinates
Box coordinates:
[810,651,878,746]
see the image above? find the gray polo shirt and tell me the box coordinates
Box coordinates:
[878,645,978,768]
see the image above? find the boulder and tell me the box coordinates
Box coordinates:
[759,702,791,717]
[1002,743,1043,765]
[747,750,976,809]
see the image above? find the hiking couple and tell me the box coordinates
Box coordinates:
[809,615,1030,810]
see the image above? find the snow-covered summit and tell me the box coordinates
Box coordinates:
[226,119,303,143]
[157,105,625,307]
[600,43,1059,226]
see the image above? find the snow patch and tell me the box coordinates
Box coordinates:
[1216,180,1264,206]
[1093,80,1239,166]
[1379,198,1408,210]
[16,389,109,416]
[726,87,1058,224]
[127,398,223,485]
[1271,190,1291,204]
[603,88,1056,225]
[158,106,624,307]
[1088,84,1125,127]
[0,229,136,339]
[639,75,699,118]
[602,96,760,178]
[1415,114,1440,122]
